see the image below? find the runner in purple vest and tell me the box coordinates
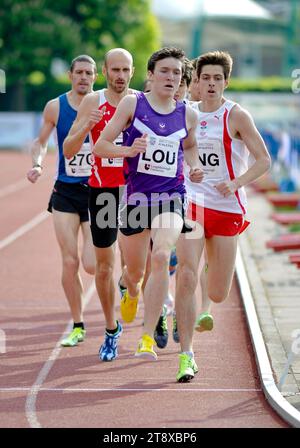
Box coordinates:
[94,47,203,378]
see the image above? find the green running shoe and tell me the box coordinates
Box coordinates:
[172,312,180,343]
[176,353,198,383]
[61,327,86,347]
[195,312,214,333]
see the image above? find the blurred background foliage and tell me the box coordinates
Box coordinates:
[0,0,160,110]
[0,0,299,111]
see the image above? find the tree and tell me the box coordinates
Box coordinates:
[0,0,161,110]
[0,0,83,109]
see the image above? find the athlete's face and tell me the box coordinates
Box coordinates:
[188,69,201,101]
[149,57,182,98]
[198,65,228,102]
[69,62,97,95]
[174,79,188,101]
[103,53,134,94]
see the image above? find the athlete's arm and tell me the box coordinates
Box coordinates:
[215,106,271,197]
[183,107,204,183]
[27,99,58,183]
[63,92,104,159]
[93,95,146,158]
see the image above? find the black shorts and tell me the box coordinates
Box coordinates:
[89,186,124,248]
[48,180,89,222]
[119,195,192,236]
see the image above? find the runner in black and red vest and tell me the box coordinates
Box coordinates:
[64,48,136,362]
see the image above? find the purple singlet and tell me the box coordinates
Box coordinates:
[123,92,188,205]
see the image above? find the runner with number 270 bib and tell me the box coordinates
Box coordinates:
[64,48,136,362]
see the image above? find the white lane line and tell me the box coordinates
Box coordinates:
[0,179,30,199]
[236,245,300,428]
[2,387,263,392]
[0,173,51,199]
[25,282,96,428]
[0,211,49,251]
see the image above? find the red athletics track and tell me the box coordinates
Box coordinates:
[0,150,289,428]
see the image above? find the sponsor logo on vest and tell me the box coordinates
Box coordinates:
[200,120,207,130]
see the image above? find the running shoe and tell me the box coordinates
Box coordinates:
[99,321,123,362]
[135,334,157,360]
[176,353,198,383]
[154,305,168,349]
[172,312,180,343]
[195,312,214,332]
[118,276,127,298]
[61,327,86,347]
[169,248,178,276]
[120,289,140,323]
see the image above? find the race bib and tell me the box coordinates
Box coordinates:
[65,142,92,177]
[137,135,179,178]
[197,138,223,179]
[101,133,124,168]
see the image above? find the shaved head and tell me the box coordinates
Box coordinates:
[104,48,133,67]
[102,47,134,94]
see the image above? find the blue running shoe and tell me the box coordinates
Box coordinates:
[154,305,168,349]
[169,248,177,276]
[99,321,123,362]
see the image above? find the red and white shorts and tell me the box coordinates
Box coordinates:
[187,202,250,239]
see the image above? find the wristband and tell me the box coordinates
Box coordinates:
[33,164,43,169]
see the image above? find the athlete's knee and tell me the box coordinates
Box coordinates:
[82,260,95,276]
[62,254,80,274]
[95,261,113,282]
[151,249,169,271]
[177,264,198,292]
[126,267,144,286]
[208,288,228,303]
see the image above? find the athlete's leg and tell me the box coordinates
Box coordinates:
[176,232,204,353]
[142,246,151,296]
[52,210,84,323]
[205,234,239,303]
[94,244,118,330]
[119,230,150,298]
[117,234,127,291]
[143,212,183,338]
[199,249,211,313]
[80,221,95,275]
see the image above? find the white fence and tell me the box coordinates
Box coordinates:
[0,112,55,150]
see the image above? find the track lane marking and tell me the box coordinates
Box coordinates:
[25,282,96,428]
[0,211,49,250]
[2,387,263,392]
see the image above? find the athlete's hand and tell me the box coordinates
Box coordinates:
[215,179,240,197]
[189,167,204,183]
[125,133,147,158]
[84,106,106,131]
[27,167,42,183]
